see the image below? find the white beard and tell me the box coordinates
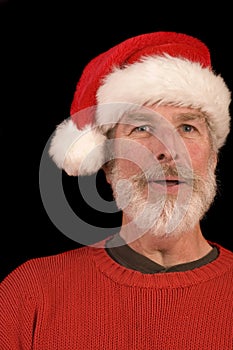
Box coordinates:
[108,160,217,240]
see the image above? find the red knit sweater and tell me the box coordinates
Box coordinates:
[0,243,233,350]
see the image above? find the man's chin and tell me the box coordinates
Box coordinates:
[124,200,196,236]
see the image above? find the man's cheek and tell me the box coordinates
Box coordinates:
[114,139,156,175]
[112,159,140,178]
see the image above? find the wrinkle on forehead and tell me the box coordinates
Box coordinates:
[120,109,208,131]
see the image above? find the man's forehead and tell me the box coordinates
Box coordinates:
[119,109,207,126]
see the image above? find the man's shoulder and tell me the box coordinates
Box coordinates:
[1,245,95,287]
[24,245,93,269]
[215,242,233,258]
[213,242,233,273]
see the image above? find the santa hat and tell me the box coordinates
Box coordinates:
[49,32,231,176]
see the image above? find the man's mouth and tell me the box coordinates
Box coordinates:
[149,179,186,186]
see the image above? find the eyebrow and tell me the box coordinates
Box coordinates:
[174,112,207,123]
[121,112,158,125]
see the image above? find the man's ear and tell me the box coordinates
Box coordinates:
[101,163,112,185]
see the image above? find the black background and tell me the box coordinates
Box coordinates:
[1,2,232,281]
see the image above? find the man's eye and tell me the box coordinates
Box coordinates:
[134,125,151,132]
[181,124,196,133]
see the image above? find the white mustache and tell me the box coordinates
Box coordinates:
[131,164,195,186]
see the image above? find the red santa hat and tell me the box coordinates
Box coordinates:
[49,32,231,176]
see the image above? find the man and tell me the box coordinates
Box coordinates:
[1,32,232,349]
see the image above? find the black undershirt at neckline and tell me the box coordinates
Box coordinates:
[105,233,219,273]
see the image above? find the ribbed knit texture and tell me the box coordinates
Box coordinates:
[0,242,232,350]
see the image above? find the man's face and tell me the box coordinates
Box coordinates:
[105,105,217,238]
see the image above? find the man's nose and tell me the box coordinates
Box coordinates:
[152,128,181,164]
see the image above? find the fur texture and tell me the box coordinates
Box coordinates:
[97,55,231,150]
[49,120,106,176]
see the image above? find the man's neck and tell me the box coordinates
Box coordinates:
[120,226,212,268]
